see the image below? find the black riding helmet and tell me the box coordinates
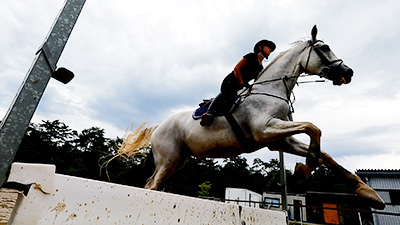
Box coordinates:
[253,40,276,54]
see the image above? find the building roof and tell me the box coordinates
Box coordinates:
[356,169,400,190]
[356,169,400,176]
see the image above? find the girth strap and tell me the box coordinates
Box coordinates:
[223,113,256,153]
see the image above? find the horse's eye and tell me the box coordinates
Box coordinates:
[320,45,330,52]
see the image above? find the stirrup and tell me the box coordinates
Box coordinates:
[200,113,214,127]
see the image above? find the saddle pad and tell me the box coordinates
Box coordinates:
[192,100,212,120]
[192,97,242,120]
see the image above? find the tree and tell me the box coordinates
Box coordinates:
[15,120,78,172]
[76,127,111,153]
[251,158,280,175]
[198,181,212,197]
[35,120,78,145]
[217,157,251,193]
[14,120,116,182]
[163,157,221,197]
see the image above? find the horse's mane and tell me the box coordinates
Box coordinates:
[255,40,308,82]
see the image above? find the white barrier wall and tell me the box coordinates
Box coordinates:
[6,163,286,225]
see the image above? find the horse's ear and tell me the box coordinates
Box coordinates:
[311,25,318,42]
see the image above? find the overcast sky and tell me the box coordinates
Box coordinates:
[1,0,399,173]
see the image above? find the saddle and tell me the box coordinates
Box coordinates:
[192,95,255,153]
[192,96,241,120]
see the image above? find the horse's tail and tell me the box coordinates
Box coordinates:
[118,122,159,158]
[100,122,159,180]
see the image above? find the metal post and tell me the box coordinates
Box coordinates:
[300,204,304,225]
[279,152,288,211]
[0,0,86,186]
[280,112,292,216]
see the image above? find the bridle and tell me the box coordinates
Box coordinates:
[304,40,345,80]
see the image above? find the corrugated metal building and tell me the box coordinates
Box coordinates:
[356,169,400,225]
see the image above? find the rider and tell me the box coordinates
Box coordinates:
[200,40,276,127]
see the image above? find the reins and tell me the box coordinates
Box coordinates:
[241,74,318,115]
[240,74,321,101]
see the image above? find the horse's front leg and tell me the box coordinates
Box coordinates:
[252,118,322,167]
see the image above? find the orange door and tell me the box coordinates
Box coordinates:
[323,203,339,224]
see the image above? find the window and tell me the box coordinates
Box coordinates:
[264,197,280,208]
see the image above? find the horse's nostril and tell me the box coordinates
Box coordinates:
[347,68,354,77]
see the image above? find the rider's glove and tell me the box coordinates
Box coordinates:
[241,82,250,88]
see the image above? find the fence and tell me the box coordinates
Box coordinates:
[218,197,400,224]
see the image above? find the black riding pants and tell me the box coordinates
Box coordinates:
[208,72,240,114]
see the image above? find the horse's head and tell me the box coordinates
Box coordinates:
[301,25,353,85]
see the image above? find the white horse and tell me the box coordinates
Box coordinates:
[119,26,385,209]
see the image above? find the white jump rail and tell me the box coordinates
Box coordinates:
[6,163,286,224]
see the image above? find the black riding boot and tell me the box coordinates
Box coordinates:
[200,93,225,127]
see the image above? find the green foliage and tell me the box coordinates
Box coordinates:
[198,181,212,197]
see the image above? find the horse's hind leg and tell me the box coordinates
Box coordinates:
[302,151,385,209]
[321,151,385,209]
[144,167,171,190]
[268,137,385,209]
[144,144,187,190]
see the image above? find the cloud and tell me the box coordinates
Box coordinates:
[1,0,399,174]
[340,151,400,172]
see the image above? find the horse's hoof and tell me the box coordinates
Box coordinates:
[306,155,319,168]
[292,163,307,183]
[349,173,386,210]
[356,189,386,210]
[356,186,386,210]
